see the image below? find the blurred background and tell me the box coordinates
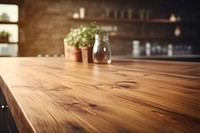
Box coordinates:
[0,0,199,61]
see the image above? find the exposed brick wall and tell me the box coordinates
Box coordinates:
[22,0,134,56]
[23,0,69,56]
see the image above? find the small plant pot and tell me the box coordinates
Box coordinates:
[64,44,82,62]
[81,46,93,63]
[0,36,9,43]
[74,48,82,62]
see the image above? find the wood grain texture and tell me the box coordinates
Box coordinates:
[0,57,200,133]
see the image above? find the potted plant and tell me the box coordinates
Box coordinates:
[0,30,11,43]
[64,22,102,63]
[79,22,102,63]
[64,28,82,62]
[138,9,146,19]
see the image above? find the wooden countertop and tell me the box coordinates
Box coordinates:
[0,57,200,133]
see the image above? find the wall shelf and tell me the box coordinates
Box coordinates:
[68,18,199,24]
[109,32,200,41]
[68,14,199,60]
[67,0,200,8]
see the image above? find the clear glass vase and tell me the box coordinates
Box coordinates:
[93,33,112,64]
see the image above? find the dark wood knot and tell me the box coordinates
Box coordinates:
[114,81,138,89]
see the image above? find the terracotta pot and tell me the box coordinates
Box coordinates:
[73,47,82,62]
[81,46,93,63]
[64,44,82,62]
[0,36,9,43]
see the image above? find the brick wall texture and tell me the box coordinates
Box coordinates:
[19,0,141,56]
[22,0,123,56]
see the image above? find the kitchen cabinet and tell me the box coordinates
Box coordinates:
[0,88,19,133]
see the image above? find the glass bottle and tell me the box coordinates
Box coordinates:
[93,33,112,64]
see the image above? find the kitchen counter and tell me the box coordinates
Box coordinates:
[0,57,200,133]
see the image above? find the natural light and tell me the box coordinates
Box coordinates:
[0,4,19,56]
[0,4,18,22]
